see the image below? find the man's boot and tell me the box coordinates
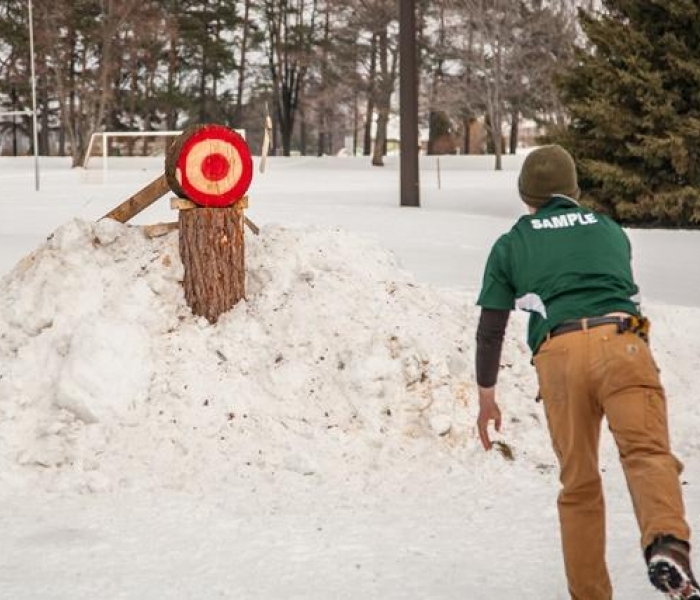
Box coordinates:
[646,535,700,599]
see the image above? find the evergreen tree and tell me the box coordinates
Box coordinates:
[178,0,242,125]
[554,0,700,226]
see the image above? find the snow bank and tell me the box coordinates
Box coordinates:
[2,218,698,499]
[0,218,548,494]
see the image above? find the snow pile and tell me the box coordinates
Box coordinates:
[1,218,547,494]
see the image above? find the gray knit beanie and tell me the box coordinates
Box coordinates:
[518,145,580,208]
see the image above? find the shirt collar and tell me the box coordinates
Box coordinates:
[535,194,580,215]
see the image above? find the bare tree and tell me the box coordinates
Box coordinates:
[0,0,579,163]
[39,0,141,165]
[442,0,575,167]
[371,21,399,166]
[234,0,256,125]
[345,0,398,166]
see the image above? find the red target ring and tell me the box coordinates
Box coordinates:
[175,125,253,208]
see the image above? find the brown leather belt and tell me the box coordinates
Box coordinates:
[547,315,631,340]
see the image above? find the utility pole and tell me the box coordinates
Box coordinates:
[399,0,420,207]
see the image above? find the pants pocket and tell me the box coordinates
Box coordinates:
[533,345,570,403]
[605,388,671,451]
[599,333,662,396]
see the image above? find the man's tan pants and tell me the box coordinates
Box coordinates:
[534,324,690,600]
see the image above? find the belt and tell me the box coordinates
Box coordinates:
[546,315,631,340]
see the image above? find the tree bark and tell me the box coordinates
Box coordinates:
[353,91,359,156]
[363,33,378,156]
[166,13,179,130]
[372,110,389,166]
[179,205,246,324]
[165,124,198,198]
[234,0,252,124]
[509,109,519,154]
[372,28,390,167]
[300,105,307,155]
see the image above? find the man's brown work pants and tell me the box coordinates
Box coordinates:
[534,323,690,600]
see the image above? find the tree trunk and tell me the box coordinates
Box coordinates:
[363,100,374,157]
[39,74,50,155]
[372,110,389,166]
[493,34,503,171]
[318,4,330,157]
[179,205,246,324]
[492,118,503,170]
[300,106,307,155]
[353,91,359,156]
[372,28,390,167]
[317,127,326,157]
[235,0,252,124]
[509,109,519,154]
[363,33,378,156]
[427,4,446,157]
[281,119,293,157]
[489,109,503,170]
[166,15,179,130]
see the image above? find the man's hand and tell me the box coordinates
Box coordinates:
[477,386,502,451]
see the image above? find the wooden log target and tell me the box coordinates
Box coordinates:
[166,124,253,208]
[99,124,257,323]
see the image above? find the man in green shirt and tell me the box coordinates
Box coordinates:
[475,145,698,599]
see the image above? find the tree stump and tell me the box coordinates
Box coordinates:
[179,204,245,323]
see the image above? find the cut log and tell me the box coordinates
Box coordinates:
[171,196,259,235]
[101,174,170,223]
[142,221,179,239]
[179,205,246,323]
[165,124,253,208]
[171,197,199,211]
[165,125,197,199]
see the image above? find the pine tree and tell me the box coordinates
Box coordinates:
[554,1,700,226]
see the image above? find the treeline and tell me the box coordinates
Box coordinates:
[0,0,578,166]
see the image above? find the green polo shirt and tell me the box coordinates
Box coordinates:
[477,195,641,353]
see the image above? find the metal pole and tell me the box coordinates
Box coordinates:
[103,132,108,173]
[11,88,18,156]
[28,0,40,191]
[399,0,420,207]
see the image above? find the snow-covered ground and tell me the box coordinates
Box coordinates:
[0,156,699,599]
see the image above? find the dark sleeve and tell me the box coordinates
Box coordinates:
[476,308,510,388]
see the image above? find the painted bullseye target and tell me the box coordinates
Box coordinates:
[171,125,253,207]
[201,153,230,181]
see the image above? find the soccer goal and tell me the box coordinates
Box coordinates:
[0,109,33,155]
[83,131,182,171]
[82,129,247,171]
